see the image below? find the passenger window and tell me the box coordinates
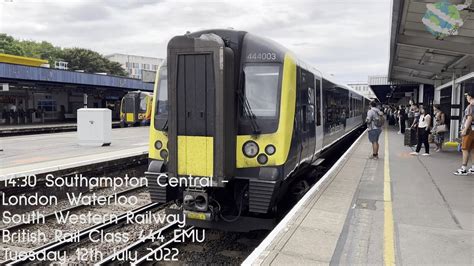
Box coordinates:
[315,79,321,126]
[298,68,316,132]
[307,87,315,125]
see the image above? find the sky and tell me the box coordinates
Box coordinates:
[0,0,392,83]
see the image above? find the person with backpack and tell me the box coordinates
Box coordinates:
[410,105,432,156]
[366,101,384,159]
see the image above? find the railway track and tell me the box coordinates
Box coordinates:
[4,202,163,265]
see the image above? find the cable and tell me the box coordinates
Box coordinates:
[217,184,248,223]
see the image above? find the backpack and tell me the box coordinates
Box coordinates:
[373,111,385,128]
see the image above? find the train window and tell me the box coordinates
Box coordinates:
[154,66,168,130]
[307,87,315,126]
[244,65,280,118]
[156,67,168,117]
[316,79,321,126]
[139,94,147,113]
[323,83,349,132]
[308,87,314,105]
[122,95,135,113]
[298,68,315,132]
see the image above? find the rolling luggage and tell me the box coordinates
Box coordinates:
[404,128,417,146]
[389,116,396,125]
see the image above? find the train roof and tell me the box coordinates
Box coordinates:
[187,29,369,100]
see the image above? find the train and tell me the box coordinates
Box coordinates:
[146,29,370,231]
[120,91,153,127]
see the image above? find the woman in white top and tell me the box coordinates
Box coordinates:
[410,106,432,156]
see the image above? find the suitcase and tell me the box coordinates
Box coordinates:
[404,128,417,146]
[389,116,396,125]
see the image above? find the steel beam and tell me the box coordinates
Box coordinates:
[392,73,435,84]
[394,61,446,73]
[397,35,474,55]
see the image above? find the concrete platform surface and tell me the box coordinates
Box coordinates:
[0,127,149,179]
[245,128,473,265]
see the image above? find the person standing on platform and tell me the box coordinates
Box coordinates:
[366,101,383,159]
[410,103,420,128]
[433,104,446,152]
[398,105,406,134]
[454,91,474,175]
[410,106,431,156]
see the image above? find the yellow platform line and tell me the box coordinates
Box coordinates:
[384,128,396,265]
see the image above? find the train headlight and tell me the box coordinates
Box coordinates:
[265,144,276,155]
[155,140,163,150]
[257,154,268,165]
[243,141,259,158]
[160,149,168,159]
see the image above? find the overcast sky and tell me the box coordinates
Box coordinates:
[0,0,391,83]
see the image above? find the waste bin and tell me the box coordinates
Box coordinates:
[77,108,112,146]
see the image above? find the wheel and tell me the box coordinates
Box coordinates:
[290,180,310,201]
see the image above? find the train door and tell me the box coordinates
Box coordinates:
[176,54,215,176]
[298,68,316,163]
[167,34,235,184]
[315,76,323,153]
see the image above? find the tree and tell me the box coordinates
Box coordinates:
[17,40,62,65]
[0,34,25,56]
[0,34,128,77]
[60,48,127,76]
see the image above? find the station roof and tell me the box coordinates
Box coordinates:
[0,62,153,91]
[368,75,419,102]
[388,0,474,85]
[0,53,48,67]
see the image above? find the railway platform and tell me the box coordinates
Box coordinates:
[244,128,473,265]
[0,126,149,181]
[0,121,122,136]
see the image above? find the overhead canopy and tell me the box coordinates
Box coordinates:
[367,75,418,102]
[389,0,474,85]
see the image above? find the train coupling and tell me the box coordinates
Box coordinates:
[183,189,209,212]
[182,189,219,221]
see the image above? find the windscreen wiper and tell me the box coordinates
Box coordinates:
[238,90,261,135]
[161,119,168,131]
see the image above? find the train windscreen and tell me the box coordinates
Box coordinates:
[139,94,147,113]
[154,66,168,129]
[121,96,135,113]
[244,65,280,118]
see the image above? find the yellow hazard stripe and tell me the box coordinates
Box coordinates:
[384,127,396,265]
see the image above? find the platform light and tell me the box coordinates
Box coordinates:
[243,141,259,158]
[265,144,276,155]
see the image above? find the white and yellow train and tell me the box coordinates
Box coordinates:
[147,29,369,231]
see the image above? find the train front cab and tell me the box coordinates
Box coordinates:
[146,31,335,231]
[120,91,153,127]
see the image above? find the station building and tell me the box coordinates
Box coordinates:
[347,82,377,99]
[0,53,154,124]
[105,53,164,80]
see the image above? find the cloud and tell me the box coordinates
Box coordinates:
[0,0,391,82]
